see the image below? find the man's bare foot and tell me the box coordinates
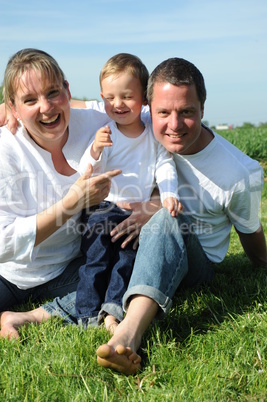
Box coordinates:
[104,315,119,334]
[96,295,159,375]
[96,316,142,375]
[97,344,141,375]
[0,308,51,340]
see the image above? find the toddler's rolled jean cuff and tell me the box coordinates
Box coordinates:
[99,302,124,323]
[122,285,172,319]
[77,302,124,329]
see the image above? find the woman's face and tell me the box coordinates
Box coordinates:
[10,68,71,150]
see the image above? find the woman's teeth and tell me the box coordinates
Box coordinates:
[41,115,59,124]
[169,134,184,138]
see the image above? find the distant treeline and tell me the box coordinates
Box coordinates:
[0,86,266,163]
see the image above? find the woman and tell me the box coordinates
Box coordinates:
[0,48,121,311]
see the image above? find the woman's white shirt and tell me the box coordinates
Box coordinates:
[0,107,110,289]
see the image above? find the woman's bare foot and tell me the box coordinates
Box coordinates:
[104,315,119,334]
[0,312,21,339]
[0,308,51,340]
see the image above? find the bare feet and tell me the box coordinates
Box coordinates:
[96,316,142,375]
[96,295,159,375]
[97,344,141,375]
[0,312,21,339]
[104,315,119,334]
[0,308,51,340]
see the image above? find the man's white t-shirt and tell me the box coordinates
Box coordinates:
[173,130,263,262]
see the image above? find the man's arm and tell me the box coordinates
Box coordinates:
[70,99,87,108]
[0,103,18,134]
[235,224,267,267]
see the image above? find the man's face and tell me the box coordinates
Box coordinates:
[150,82,204,155]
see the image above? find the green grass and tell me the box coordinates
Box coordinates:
[218,125,267,161]
[0,127,266,401]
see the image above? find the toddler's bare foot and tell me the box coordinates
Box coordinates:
[104,315,119,334]
[0,308,51,340]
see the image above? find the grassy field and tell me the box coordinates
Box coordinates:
[0,127,266,401]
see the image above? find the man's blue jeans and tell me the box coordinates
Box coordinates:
[122,208,214,317]
[76,202,136,327]
[42,209,214,323]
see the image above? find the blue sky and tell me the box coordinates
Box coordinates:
[1,0,266,127]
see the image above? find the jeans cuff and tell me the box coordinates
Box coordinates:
[122,285,172,319]
[77,316,99,329]
[42,296,78,325]
[99,302,124,322]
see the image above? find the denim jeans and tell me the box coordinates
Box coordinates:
[0,255,84,312]
[123,208,214,317]
[42,209,214,323]
[75,202,136,327]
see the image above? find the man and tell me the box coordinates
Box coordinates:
[94,57,267,374]
[1,58,266,376]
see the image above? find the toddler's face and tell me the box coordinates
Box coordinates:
[101,72,145,128]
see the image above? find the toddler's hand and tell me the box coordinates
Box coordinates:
[163,197,184,217]
[91,125,113,159]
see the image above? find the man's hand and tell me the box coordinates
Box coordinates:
[0,103,18,134]
[110,200,162,249]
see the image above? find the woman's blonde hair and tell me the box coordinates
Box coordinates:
[3,48,66,105]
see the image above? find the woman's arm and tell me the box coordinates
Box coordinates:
[0,163,120,261]
[35,165,121,246]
